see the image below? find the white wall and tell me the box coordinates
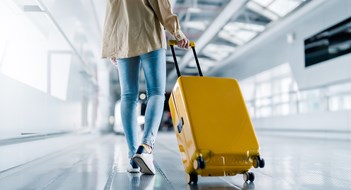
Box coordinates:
[288,0,351,90]
[0,58,94,139]
[253,110,351,140]
[218,0,351,90]
[214,0,351,138]
[0,0,115,174]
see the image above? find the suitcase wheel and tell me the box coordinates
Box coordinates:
[243,172,255,183]
[253,156,265,168]
[187,172,198,185]
[193,156,206,170]
[259,157,265,168]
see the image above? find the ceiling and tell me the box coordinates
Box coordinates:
[167,0,311,81]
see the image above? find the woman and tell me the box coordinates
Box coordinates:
[101,0,189,175]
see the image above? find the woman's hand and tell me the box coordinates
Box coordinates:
[110,57,117,65]
[177,38,190,49]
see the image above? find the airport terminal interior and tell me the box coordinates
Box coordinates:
[0,0,351,189]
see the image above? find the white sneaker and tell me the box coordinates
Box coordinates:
[127,158,140,173]
[133,145,156,175]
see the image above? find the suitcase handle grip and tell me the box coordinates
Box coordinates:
[168,40,203,78]
[168,40,196,47]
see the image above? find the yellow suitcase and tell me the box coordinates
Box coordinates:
[168,40,265,185]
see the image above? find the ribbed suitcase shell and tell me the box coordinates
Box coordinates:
[169,76,260,177]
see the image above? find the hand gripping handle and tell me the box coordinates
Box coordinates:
[168,40,203,77]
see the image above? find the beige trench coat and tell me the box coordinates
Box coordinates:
[101,0,185,59]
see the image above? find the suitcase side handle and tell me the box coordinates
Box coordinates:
[168,40,203,78]
[177,117,184,133]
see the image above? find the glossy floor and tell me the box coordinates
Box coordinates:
[0,131,350,190]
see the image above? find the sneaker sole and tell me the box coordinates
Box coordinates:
[133,156,155,175]
[127,168,140,173]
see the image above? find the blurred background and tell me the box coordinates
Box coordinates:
[1,0,350,139]
[0,0,350,185]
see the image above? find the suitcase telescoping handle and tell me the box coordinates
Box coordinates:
[168,40,203,77]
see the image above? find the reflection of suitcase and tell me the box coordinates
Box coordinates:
[168,40,265,185]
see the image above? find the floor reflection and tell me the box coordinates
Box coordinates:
[128,173,156,190]
[1,132,350,190]
[155,132,351,190]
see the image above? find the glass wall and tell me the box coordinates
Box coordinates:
[240,63,351,118]
[0,0,76,101]
[0,0,98,139]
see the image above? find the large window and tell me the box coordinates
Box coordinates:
[240,63,351,118]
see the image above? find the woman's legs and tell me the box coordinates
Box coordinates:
[140,49,166,149]
[133,49,166,175]
[117,56,141,158]
[117,49,165,174]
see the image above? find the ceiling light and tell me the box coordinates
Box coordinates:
[247,2,279,21]
[252,0,274,7]
[235,30,258,42]
[183,21,208,31]
[268,0,300,17]
[218,31,245,45]
[188,7,201,13]
[202,44,236,61]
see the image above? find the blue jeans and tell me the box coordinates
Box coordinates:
[117,49,166,158]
